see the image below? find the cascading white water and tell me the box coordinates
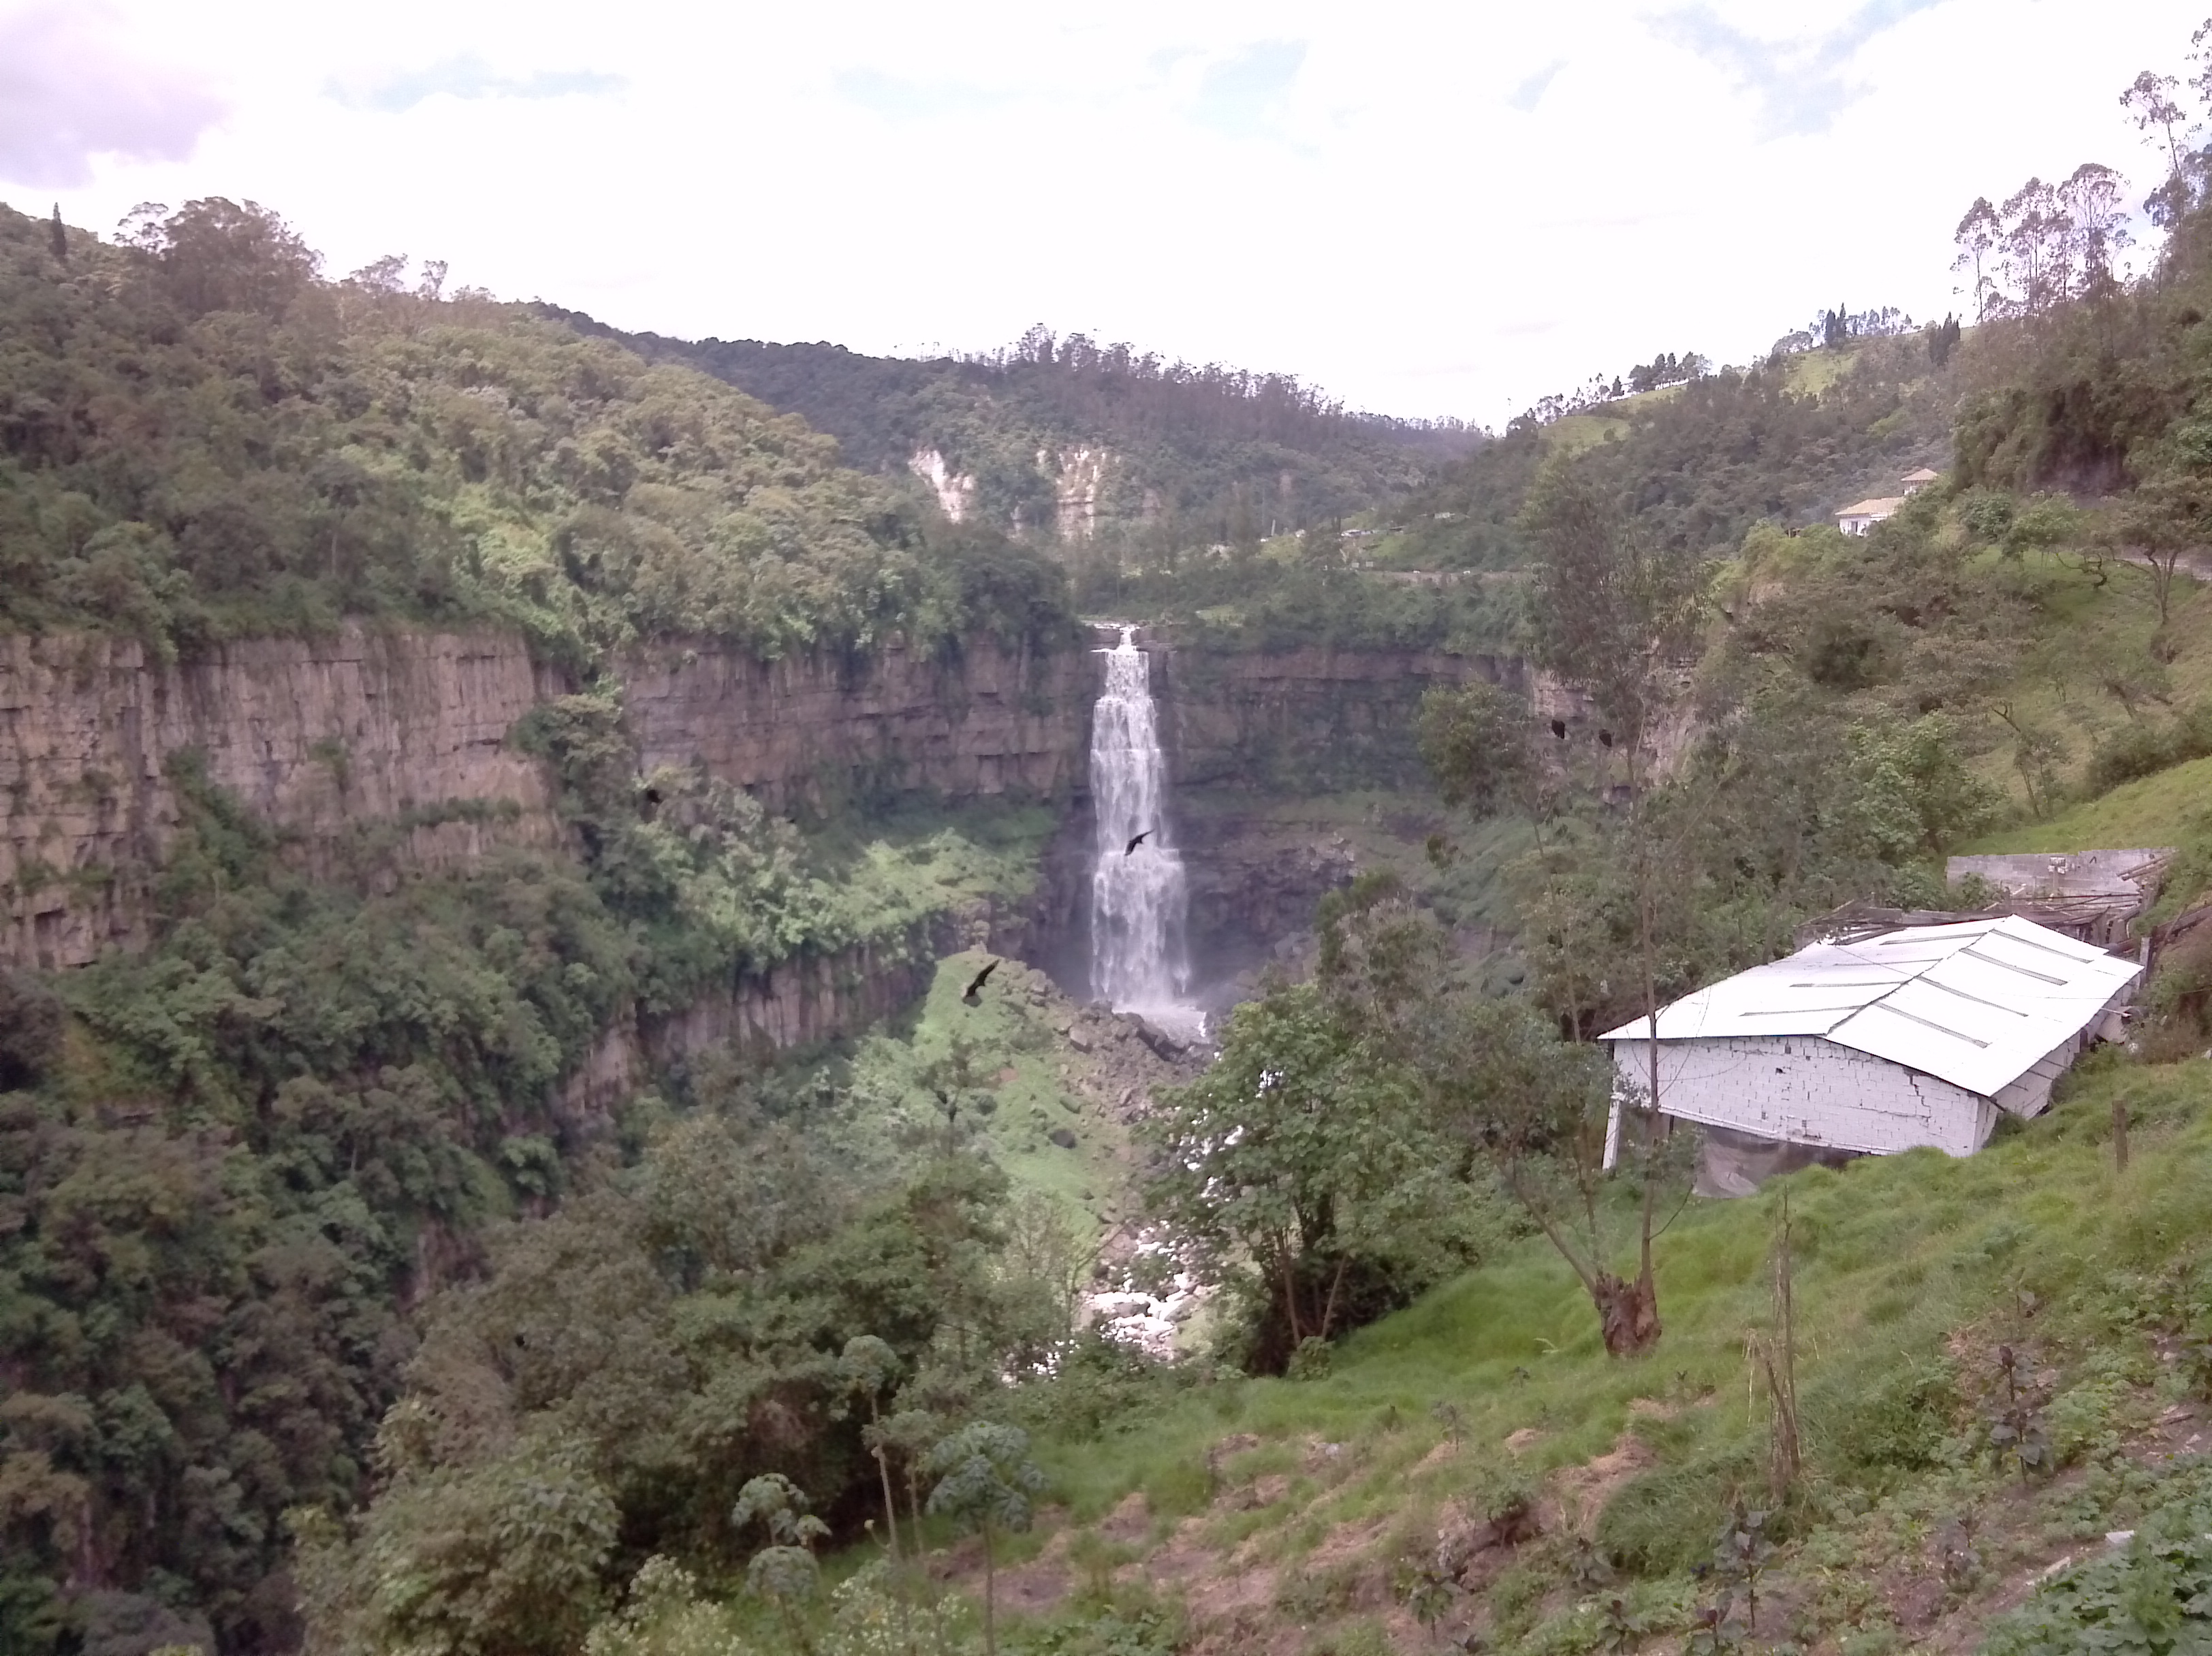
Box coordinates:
[1088,627,1196,1030]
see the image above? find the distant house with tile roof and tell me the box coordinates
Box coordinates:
[1836,496,1906,536]
[1836,469,1942,535]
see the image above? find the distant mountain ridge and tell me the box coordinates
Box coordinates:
[537,309,1481,549]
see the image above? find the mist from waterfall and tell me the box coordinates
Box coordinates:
[1088,627,1195,1031]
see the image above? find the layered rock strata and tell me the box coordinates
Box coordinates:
[0,628,559,968]
[619,635,1090,811]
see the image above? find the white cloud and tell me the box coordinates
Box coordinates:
[327,56,624,114]
[3,0,2194,422]
[0,3,223,187]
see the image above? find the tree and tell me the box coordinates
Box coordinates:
[2058,163,2132,299]
[1417,994,1670,1356]
[2121,69,2189,194]
[924,1424,1044,1656]
[291,1433,620,1656]
[1511,458,1703,1354]
[731,1474,830,1653]
[1141,980,1446,1365]
[2117,469,2212,628]
[1927,313,1962,368]
[874,1409,946,1572]
[838,1337,906,1563]
[119,197,323,319]
[1416,678,1549,834]
[1997,178,2072,316]
[1954,197,2002,320]
[46,205,65,262]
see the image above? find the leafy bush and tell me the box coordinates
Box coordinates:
[1982,1499,2212,1655]
[1594,1446,1763,1575]
[2085,700,2212,794]
[0,968,63,1089]
[1818,1359,1959,1478]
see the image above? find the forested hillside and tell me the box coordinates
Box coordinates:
[1391,323,1960,572]
[551,315,1472,556]
[0,198,1099,1655]
[0,202,1073,667]
[18,17,2212,1656]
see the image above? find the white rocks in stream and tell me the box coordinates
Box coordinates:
[1082,1228,1211,1360]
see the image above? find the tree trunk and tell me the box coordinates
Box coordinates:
[1317,1255,1350,1343]
[1590,1269,1663,1356]
[870,1403,901,1561]
[982,1525,998,1656]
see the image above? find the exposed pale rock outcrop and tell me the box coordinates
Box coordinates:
[908,447,977,521]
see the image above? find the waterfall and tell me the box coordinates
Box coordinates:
[1088,626,1195,1030]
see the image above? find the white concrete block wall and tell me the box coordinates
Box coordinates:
[1608,1034,1996,1158]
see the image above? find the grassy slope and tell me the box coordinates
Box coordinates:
[1961,754,2212,856]
[1951,564,2212,851]
[989,1057,2212,1653]
[781,943,1181,1246]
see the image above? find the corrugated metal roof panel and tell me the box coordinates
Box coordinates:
[1600,914,2140,1098]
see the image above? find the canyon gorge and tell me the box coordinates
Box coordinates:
[0,618,1527,1056]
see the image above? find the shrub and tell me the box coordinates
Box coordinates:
[0,970,64,1090]
[1818,1359,1959,1478]
[2084,700,2212,795]
[1982,1501,2212,1655]
[1595,1446,1763,1575]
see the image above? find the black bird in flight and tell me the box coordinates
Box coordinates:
[1549,718,1566,740]
[1124,829,1152,856]
[1598,729,1615,749]
[962,959,1000,1005]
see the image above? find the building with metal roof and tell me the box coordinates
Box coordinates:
[1598,916,2140,1189]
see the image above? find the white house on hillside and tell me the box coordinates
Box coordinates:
[1598,916,2139,1192]
[1836,496,1907,535]
[1835,468,1942,534]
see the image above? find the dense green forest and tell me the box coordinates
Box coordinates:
[551,315,1472,558]
[1390,323,1959,573]
[0,197,1091,1655]
[0,202,1074,667]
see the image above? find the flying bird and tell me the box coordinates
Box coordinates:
[1124,829,1152,856]
[1598,729,1615,749]
[961,959,1000,1005]
[1549,718,1566,740]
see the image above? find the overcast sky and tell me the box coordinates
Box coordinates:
[0,0,2196,424]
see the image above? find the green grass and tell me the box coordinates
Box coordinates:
[823,949,1145,1234]
[1782,348,1853,397]
[1950,560,2212,855]
[1960,752,2212,855]
[1013,1054,2212,1645]
[1544,413,1629,456]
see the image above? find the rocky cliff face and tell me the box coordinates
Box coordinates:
[1152,640,1511,793]
[0,625,1096,973]
[4,617,1564,1083]
[0,628,561,968]
[620,635,1092,812]
[559,935,941,1124]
